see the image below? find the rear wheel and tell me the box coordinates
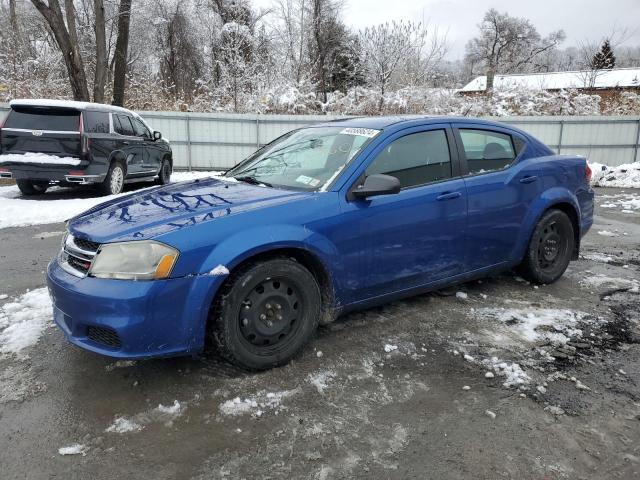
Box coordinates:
[518,209,574,284]
[156,157,172,185]
[99,161,125,195]
[210,258,321,370]
[17,179,48,196]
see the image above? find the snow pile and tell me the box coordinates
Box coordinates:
[0,170,223,229]
[482,358,531,388]
[591,162,640,188]
[475,307,587,347]
[0,288,51,356]
[209,265,230,276]
[219,389,298,417]
[598,192,640,212]
[105,400,186,433]
[58,444,89,456]
[0,152,82,166]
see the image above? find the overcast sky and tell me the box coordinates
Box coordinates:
[254,0,640,60]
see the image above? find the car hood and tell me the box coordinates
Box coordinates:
[68,177,310,243]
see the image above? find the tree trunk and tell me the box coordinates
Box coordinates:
[112,0,132,106]
[31,0,90,100]
[93,0,107,103]
[485,65,495,92]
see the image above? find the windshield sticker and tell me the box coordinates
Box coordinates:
[339,127,380,138]
[296,175,320,186]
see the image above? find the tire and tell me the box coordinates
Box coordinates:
[518,209,574,284]
[210,258,322,370]
[156,157,172,185]
[99,161,125,195]
[17,179,48,196]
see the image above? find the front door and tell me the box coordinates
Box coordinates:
[338,126,468,301]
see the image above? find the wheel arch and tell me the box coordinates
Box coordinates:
[108,151,128,175]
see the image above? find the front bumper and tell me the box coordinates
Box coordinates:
[46,259,221,359]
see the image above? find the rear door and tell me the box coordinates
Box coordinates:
[452,124,541,271]
[112,114,145,176]
[0,106,82,158]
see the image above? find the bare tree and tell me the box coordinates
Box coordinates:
[93,0,107,102]
[112,0,132,106]
[359,21,443,111]
[30,0,91,100]
[464,9,565,91]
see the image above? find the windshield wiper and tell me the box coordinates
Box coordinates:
[234,175,273,188]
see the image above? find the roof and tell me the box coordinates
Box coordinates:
[9,98,134,114]
[461,67,640,92]
[318,115,434,129]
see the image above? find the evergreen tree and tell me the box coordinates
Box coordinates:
[592,40,616,70]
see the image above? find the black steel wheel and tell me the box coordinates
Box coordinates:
[518,209,574,284]
[210,257,321,370]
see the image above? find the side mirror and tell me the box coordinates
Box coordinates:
[352,174,401,199]
[153,131,162,141]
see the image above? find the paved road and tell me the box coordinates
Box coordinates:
[1,187,639,479]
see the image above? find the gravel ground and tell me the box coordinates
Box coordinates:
[0,186,639,480]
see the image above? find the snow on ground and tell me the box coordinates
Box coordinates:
[308,370,336,394]
[219,389,298,418]
[105,400,186,433]
[0,152,82,166]
[580,275,640,293]
[474,308,587,347]
[597,192,640,213]
[58,443,89,456]
[0,170,222,229]
[591,162,640,189]
[0,288,51,356]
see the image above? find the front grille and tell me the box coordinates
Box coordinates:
[59,233,100,277]
[73,237,100,252]
[87,326,122,348]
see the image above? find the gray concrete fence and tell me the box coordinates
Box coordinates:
[2,105,639,169]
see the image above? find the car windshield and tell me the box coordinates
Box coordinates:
[225,126,380,191]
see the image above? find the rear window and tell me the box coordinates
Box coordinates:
[114,114,134,136]
[5,107,80,131]
[83,111,110,133]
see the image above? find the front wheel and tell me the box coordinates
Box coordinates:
[518,209,574,284]
[210,258,321,370]
[156,158,172,185]
[17,179,48,196]
[99,161,125,195]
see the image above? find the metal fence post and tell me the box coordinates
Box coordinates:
[186,115,192,172]
[634,118,640,163]
[557,120,564,154]
[256,117,260,148]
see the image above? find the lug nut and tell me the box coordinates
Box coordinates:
[260,314,266,321]
[265,303,271,309]
[267,321,273,327]
[242,318,249,326]
[275,304,282,310]
[277,315,283,321]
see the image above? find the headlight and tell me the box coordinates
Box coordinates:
[89,240,178,280]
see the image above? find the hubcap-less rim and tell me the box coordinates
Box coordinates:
[238,278,302,351]
[111,166,124,194]
[537,220,566,270]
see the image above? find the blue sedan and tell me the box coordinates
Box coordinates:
[46,116,594,369]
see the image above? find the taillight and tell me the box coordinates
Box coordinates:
[585,162,592,183]
[68,170,84,176]
[0,167,9,173]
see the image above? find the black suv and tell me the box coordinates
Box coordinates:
[0,99,173,196]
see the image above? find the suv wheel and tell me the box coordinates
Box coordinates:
[17,179,48,196]
[518,209,574,284]
[156,158,172,185]
[210,258,321,370]
[100,161,125,195]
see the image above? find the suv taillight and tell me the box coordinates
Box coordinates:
[585,162,592,184]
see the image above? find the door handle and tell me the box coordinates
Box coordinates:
[519,175,538,184]
[436,191,462,201]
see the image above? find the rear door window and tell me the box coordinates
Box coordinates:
[115,114,135,136]
[458,129,516,175]
[5,108,80,131]
[83,111,110,133]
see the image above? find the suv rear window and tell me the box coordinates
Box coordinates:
[83,111,110,133]
[5,107,80,131]
[114,114,135,136]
